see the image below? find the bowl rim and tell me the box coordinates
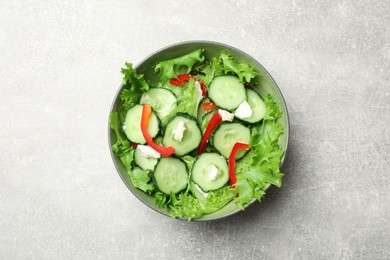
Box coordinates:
[108,40,290,221]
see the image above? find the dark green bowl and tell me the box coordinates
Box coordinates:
[108,41,289,221]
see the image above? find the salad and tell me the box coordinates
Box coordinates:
[109,49,285,220]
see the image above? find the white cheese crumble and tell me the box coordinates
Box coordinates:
[208,164,220,181]
[122,124,127,131]
[235,100,252,119]
[172,120,186,142]
[137,145,161,159]
[194,81,204,104]
[218,109,234,122]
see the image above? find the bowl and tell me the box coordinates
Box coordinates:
[108,41,289,221]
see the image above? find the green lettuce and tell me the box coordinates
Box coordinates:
[234,95,284,209]
[130,167,155,194]
[195,60,217,86]
[160,78,199,125]
[169,186,236,220]
[120,62,149,109]
[155,192,170,208]
[213,51,257,83]
[155,49,205,82]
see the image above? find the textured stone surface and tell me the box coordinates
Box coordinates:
[1,0,389,259]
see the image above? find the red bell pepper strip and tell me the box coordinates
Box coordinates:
[202,102,218,111]
[131,142,138,149]
[199,82,207,96]
[169,74,207,96]
[169,78,184,86]
[169,74,192,86]
[197,112,222,154]
[141,104,175,157]
[228,142,250,187]
[178,74,192,81]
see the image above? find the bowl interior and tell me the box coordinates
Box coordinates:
[109,41,289,221]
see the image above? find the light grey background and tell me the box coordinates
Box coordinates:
[1,0,389,259]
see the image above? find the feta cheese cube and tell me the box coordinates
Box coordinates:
[234,100,252,119]
[208,164,220,181]
[137,145,161,159]
[218,109,234,122]
[172,120,186,142]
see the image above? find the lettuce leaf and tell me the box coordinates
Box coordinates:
[120,62,149,109]
[130,167,155,194]
[160,78,199,125]
[233,95,284,209]
[195,60,217,86]
[264,94,283,120]
[155,192,170,208]
[169,186,236,220]
[213,52,257,82]
[155,49,205,82]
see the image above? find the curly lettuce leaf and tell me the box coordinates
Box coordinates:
[264,94,283,120]
[120,62,149,109]
[130,167,155,194]
[155,192,170,208]
[161,78,199,125]
[169,186,236,220]
[195,61,217,86]
[234,172,266,210]
[233,95,284,209]
[213,51,257,82]
[155,49,205,82]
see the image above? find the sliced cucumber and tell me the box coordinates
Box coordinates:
[208,76,246,110]
[154,157,188,195]
[140,88,177,119]
[235,89,266,123]
[200,110,217,133]
[162,114,202,156]
[134,146,158,171]
[192,153,229,192]
[213,123,251,159]
[124,105,159,144]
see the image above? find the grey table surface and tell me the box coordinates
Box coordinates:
[1,0,389,259]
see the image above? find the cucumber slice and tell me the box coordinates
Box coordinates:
[200,110,217,133]
[213,123,251,159]
[208,76,246,110]
[154,157,188,194]
[162,114,202,156]
[124,105,159,144]
[140,88,177,119]
[134,146,158,171]
[192,153,229,191]
[235,89,266,123]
